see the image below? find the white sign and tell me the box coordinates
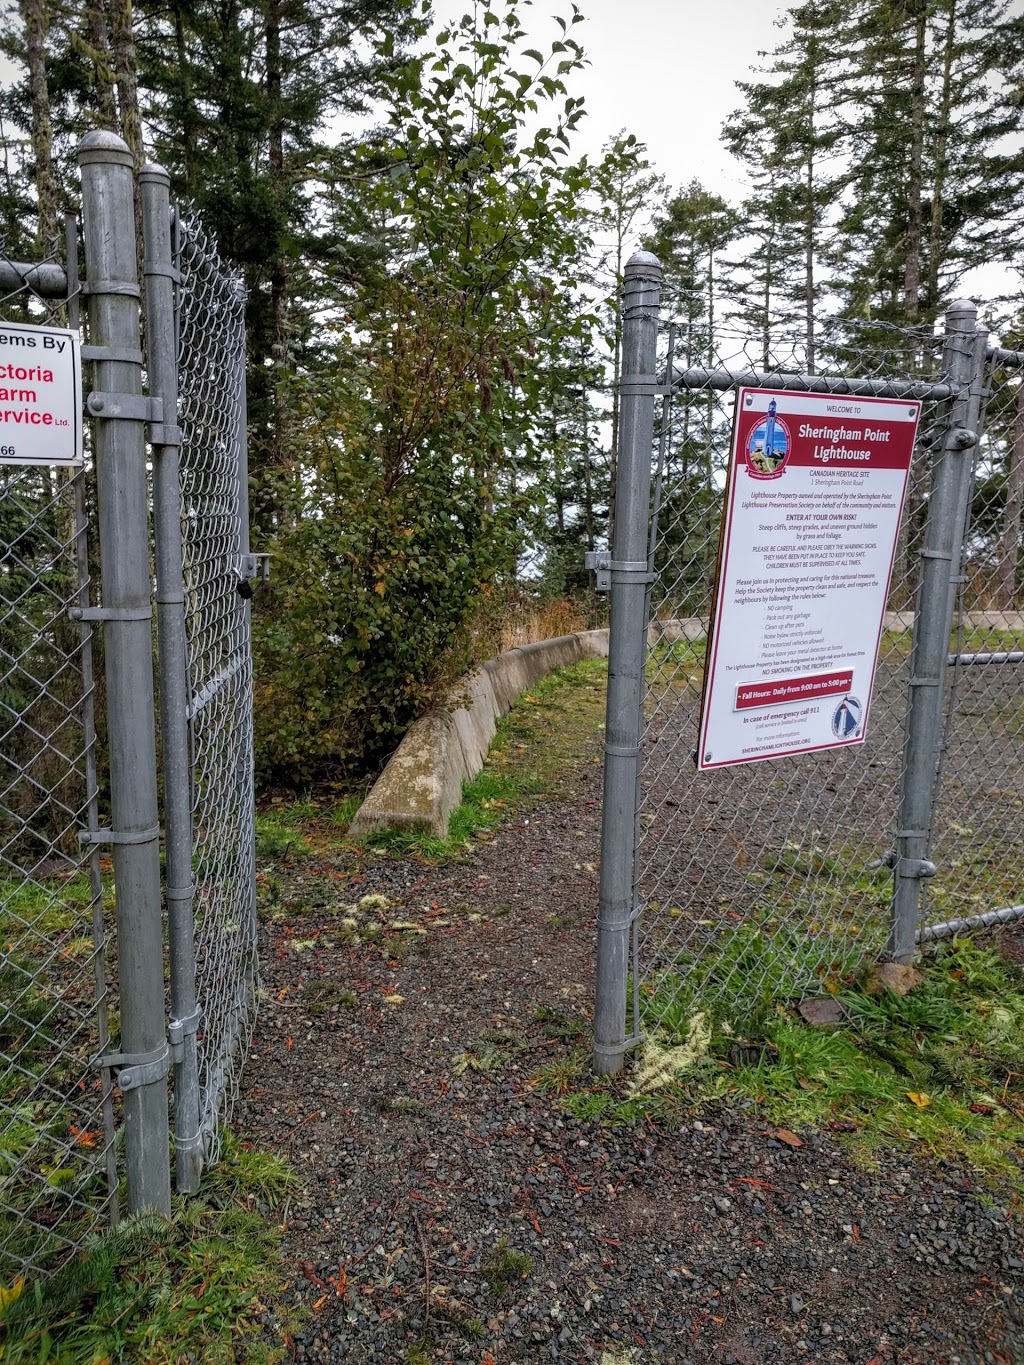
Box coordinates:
[0,321,82,467]
[697,386,920,770]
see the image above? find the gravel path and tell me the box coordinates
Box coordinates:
[240,727,1024,1364]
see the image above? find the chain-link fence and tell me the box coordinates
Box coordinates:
[593,254,1020,1068]
[173,211,257,1166]
[0,138,257,1276]
[0,233,119,1277]
[633,313,953,1034]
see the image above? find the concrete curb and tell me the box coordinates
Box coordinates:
[349,629,610,838]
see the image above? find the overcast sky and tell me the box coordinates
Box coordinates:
[429,0,795,201]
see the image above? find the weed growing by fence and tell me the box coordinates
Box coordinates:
[0,1134,299,1363]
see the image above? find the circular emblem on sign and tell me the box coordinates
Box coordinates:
[832,695,862,739]
[747,399,790,478]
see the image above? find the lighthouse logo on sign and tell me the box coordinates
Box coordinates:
[832,695,862,739]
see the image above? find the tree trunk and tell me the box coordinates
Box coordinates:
[926,0,956,324]
[266,0,289,469]
[19,0,57,250]
[997,383,1024,607]
[902,5,927,328]
[107,0,143,167]
[607,230,623,546]
[83,0,117,130]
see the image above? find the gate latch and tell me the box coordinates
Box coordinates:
[585,550,611,594]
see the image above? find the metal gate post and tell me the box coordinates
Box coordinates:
[890,299,986,962]
[593,250,662,1076]
[140,164,203,1193]
[77,131,172,1213]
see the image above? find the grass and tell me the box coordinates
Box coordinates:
[0,1133,300,1364]
[480,1238,532,1299]
[544,936,1024,1190]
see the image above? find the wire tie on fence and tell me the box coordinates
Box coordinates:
[93,1040,170,1092]
[80,344,145,365]
[604,743,641,758]
[896,829,929,840]
[69,604,152,622]
[174,1129,204,1154]
[79,823,161,847]
[597,904,645,932]
[81,279,142,299]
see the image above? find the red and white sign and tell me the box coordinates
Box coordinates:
[0,321,82,467]
[697,386,920,769]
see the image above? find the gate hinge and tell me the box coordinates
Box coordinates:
[899,858,937,879]
[168,1007,202,1063]
[93,1039,170,1092]
[87,391,163,424]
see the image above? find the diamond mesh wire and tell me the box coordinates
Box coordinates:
[923,355,1024,935]
[632,306,953,1030]
[0,234,118,1276]
[175,212,257,1164]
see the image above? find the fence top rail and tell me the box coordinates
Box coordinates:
[990,346,1024,369]
[665,363,954,403]
[0,258,69,299]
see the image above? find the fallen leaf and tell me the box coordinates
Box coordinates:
[0,1276,24,1310]
[383,994,405,1004]
[773,1128,803,1148]
[906,1091,931,1108]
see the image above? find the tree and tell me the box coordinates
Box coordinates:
[587,132,666,540]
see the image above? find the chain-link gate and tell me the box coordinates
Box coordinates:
[594,251,1022,1071]
[0,133,256,1275]
[171,208,257,1172]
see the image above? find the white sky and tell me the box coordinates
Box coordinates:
[427,0,1023,305]
[428,0,795,200]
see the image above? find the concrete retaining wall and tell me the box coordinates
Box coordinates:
[648,611,1024,644]
[349,629,609,838]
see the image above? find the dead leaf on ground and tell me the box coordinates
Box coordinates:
[773,1127,803,1148]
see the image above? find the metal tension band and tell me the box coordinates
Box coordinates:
[143,259,182,283]
[80,823,161,847]
[81,344,144,365]
[611,559,656,584]
[69,604,152,622]
[165,881,195,903]
[81,280,142,299]
[619,373,672,396]
[94,1039,170,1092]
[920,547,953,561]
[604,742,640,758]
[593,1032,646,1062]
[899,858,937,878]
[908,676,941,687]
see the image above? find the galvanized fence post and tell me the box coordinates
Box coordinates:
[890,299,986,962]
[593,250,662,1076]
[140,164,203,1194]
[77,131,172,1214]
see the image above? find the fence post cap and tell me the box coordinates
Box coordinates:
[624,250,661,277]
[946,298,978,318]
[138,162,171,187]
[78,130,134,168]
